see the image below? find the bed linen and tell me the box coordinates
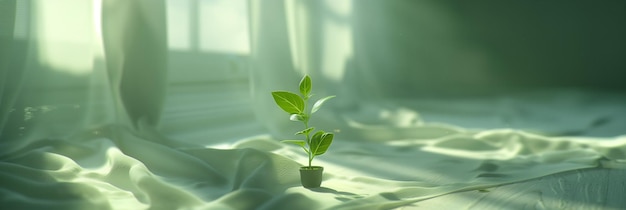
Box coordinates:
[2,85,625,210]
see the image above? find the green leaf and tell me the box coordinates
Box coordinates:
[281,140,306,147]
[310,131,334,156]
[272,91,305,114]
[295,127,315,135]
[311,95,335,114]
[281,140,309,153]
[289,113,306,122]
[299,75,311,98]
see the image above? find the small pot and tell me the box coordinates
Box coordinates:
[299,166,324,188]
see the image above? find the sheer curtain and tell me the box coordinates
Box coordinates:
[101,0,168,130]
[0,0,254,147]
[0,1,220,209]
[1,0,29,147]
[0,0,165,152]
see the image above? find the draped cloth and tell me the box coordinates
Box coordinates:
[0,0,26,143]
[100,0,168,129]
[1,0,626,209]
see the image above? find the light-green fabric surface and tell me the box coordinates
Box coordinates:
[2,86,626,209]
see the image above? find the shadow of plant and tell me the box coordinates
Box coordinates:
[309,187,365,202]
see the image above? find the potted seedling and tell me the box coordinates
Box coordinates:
[271,75,335,188]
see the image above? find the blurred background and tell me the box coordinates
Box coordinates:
[2,0,625,146]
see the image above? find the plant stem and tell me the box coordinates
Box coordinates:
[304,119,312,168]
[302,92,313,168]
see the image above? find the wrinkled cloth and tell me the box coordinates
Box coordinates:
[1,119,625,209]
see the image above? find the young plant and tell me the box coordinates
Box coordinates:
[271,75,335,168]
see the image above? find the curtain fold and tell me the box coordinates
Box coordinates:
[248,0,301,139]
[0,0,168,150]
[0,0,28,142]
[101,0,168,130]
[0,0,178,171]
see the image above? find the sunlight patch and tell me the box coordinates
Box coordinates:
[34,0,94,75]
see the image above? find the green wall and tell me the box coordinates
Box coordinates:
[351,0,626,97]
